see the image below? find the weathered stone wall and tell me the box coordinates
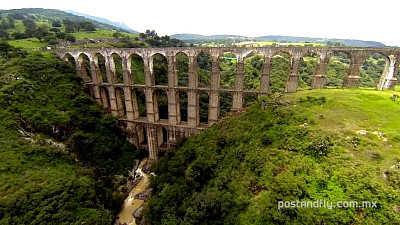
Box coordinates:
[56,46,400,160]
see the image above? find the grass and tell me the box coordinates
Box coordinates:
[7,38,48,49]
[146,88,400,224]
[73,29,138,40]
[284,88,400,164]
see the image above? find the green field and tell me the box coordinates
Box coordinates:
[73,29,138,40]
[8,37,48,49]
[235,41,325,47]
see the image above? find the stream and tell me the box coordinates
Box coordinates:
[116,158,149,225]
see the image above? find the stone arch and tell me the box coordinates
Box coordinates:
[219,52,237,89]
[326,51,351,87]
[298,52,319,89]
[176,52,189,87]
[152,53,168,86]
[110,53,124,84]
[63,53,76,65]
[94,53,107,83]
[219,92,233,118]
[153,89,168,121]
[198,91,209,124]
[129,53,145,85]
[244,51,264,90]
[115,87,126,118]
[360,52,390,88]
[269,52,292,93]
[197,52,212,87]
[100,86,111,112]
[78,53,92,82]
[177,90,188,123]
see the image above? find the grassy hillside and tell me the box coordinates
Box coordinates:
[0,43,140,224]
[144,89,400,224]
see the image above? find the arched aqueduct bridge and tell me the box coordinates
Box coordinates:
[55,46,399,160]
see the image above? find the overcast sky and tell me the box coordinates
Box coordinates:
[2,0,399,46]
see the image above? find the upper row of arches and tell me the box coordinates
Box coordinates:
[63,50,394,91]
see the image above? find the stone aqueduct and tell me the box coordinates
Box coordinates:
[56,46,399,160]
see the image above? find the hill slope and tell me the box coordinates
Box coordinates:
[0,8,127,32]
[144,89,400,224]
[64,10,139,34]
[171,33,386,47]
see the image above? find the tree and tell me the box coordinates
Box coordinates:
[34,26,50,40]
[78,21,96,31]
[52,20,62,27]
[0,30,10,39]
[12,32,28,40]
[139,33,146,39]
[112,32,124,38]
[22,18,36,37]
[63,19,76,33]
[65,34,76,42]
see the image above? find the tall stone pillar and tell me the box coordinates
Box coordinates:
[209,91,219,125]
[108,87,118,117]
[131,89,140,119]
[168,54,178,87]
[122,56,133,85]
[144,54,155,86]
[146,125,159,160]
[143,54,156,122]
[187,90,198,127]
[260,56,271,95]
[167,53,179,125]
[168,127,177,148]
[233,57,244,110]
[209,57,220,124]
[89,58,102,105]
[145,88,156,122]
[188,55,198,88]
[105,55,117,84]
[75,60,90,82]
[167,90,179,125]
[343,52,366,88]
[285,55,300,93]
[311,53,329,89]
[188,55,199,127]
[377,55,399,90]
[124,86,134,121]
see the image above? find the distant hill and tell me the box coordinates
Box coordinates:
[256,35,386,48]
[64,10,139,34]
[171,33,386,47]
[0,8,127,32]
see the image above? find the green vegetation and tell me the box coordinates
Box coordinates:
[0,42,140,224]
[145,89,400,224]
[0,8,141,50]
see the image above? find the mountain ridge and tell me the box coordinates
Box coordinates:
[64,10,139,34]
